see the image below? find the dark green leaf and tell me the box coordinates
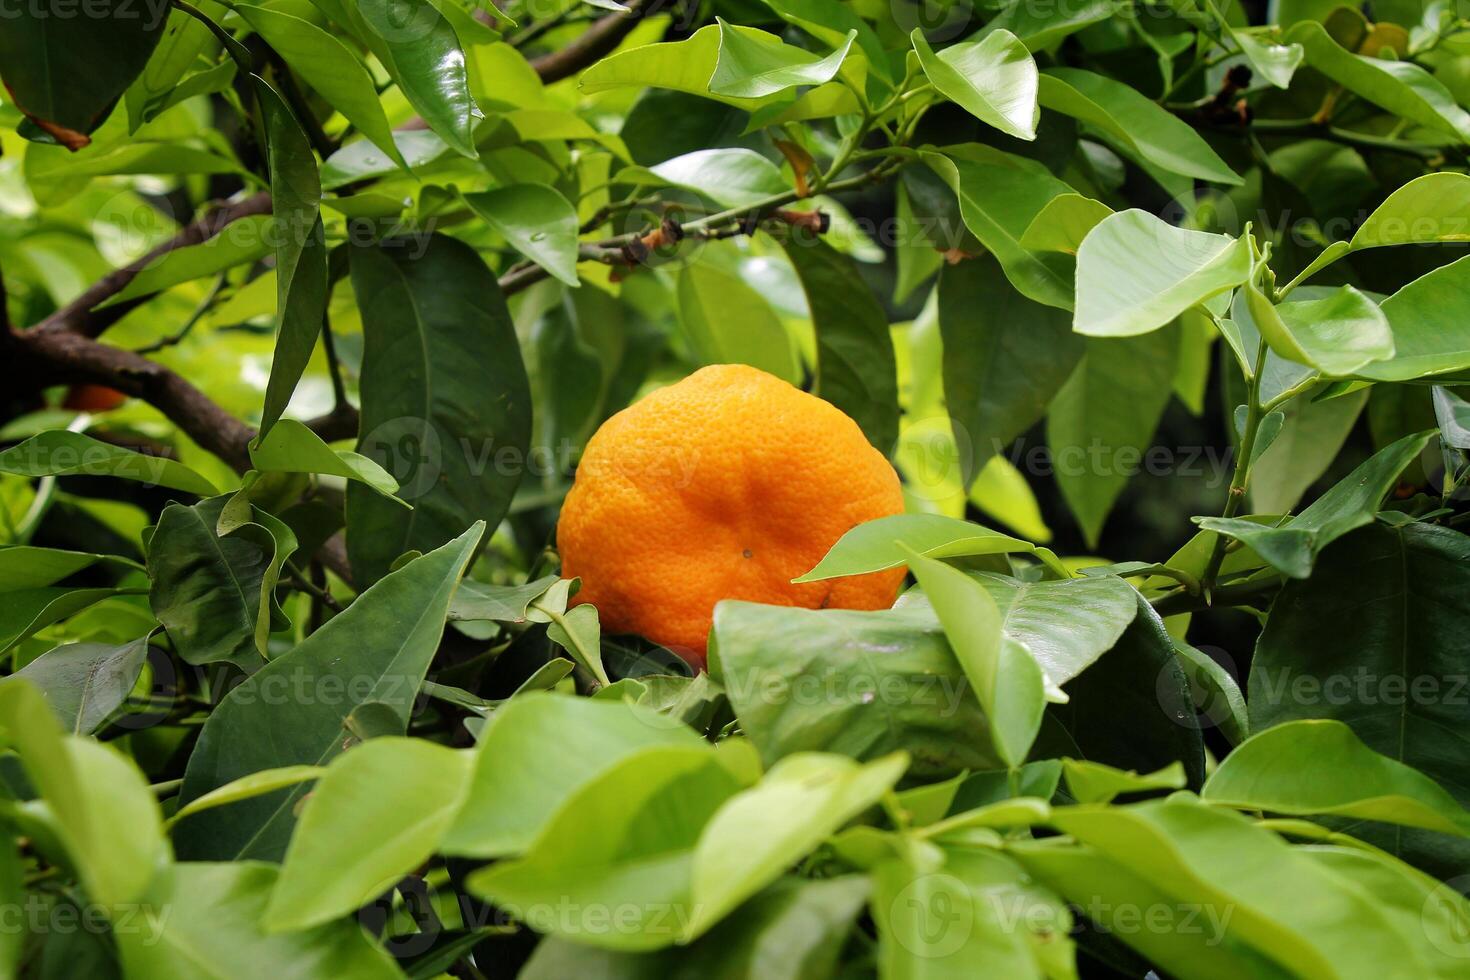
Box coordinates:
[2,635,150,734]
[359,0,479,156]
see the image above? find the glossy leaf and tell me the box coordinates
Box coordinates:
[709,20,854,99]
[975,0,1115,51]
[676,251,800,383]
[443,692,706,857]
[359,0,479,157]
[346,234,531,585]
[1073,211,1251,337]
[922,147,1073,310]
[1352,173,1470,249]
[1039,68,1242,185]
[236,5,407,168]
[1205,719,1470,836]
[911,28,1039,141]
[711,600,1003,779]
[780,236,900,453]
[1198,431,1434,578]
[906,551,1045,767]
[460,184,579,286]
[641,148,788,208]
[796,513,1052,582]
[174,525,481,861]
[250,418,399,499]
[0,431,217,496]
[1362,255,1470,381]
[1247,281,1393,377]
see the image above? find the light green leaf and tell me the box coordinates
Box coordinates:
[639,148,788,208]
[0,545,142,590]
[0,431,217,496]
[905,550,1045,767]
[1204,719,1470,835]
[266,738,473,930]
[676,251,800,383]
[921,147,1074,309]
[1018,193,1112,254]
[1073,210,1252,337]
[443,692,707,857]
[796,513,1051,582]
[1062,759,1186,804]
[1352,173,1470,249]
[167,766,326,829]
[250,419,400,500]
[0,587,140,654]
[580,24,770,108]
[101,214,274,307]
[1039,68,1243,184]
[686,752,907,937]
[911,28,1039,141]
[1361,255,1470,381]
[1289,21,1470,143]
[1231,30,1303,88]
[974,0,1115,51]
[1246,279,1394,377]
[709,20,854,99]
[460,184,580,287]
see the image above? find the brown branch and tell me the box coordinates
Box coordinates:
[31,191,273,340]
[528,0,650,85]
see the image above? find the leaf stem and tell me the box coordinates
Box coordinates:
[1202,337,1270,593]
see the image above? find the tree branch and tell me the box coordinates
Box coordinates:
[528,0,650,85]
[30,191,273,339]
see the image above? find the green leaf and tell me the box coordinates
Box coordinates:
[254,77,327,442]
[0,431,218,496]
[147,496,292,668]
[1046,329,1181,547]
[779,236,900,452]
[467,745,746,951]
[1038,68,1243,185]
[116,863,400,979]
[459,184,579,286]
[1250,522,1470,880]
[1173,639,1249,745]
[1198,431,1434,578]
[899,570,1138,688]
[1352,173,1470,249]
[101,215,274,307]
[359,0,479,157]
[250,419,399,499]
[795,513,1048,582]
[710,601,1003,779]
[1246,277,1393,377]
[0,682,164,908]
[1035,596,1206,787]
[1062,759,1186,804]
[266,737,473,930]
[974,0,1115,51]
[1073,211,1252,337]
[906,551,1045,767]
[167,766,326,829]
[1230,30,1304,89]
[1018,192,1112,254]
[686,752,907,937]
[448,574,560,624]
[1289,21,1470,143]
[1204,719,1470,836]
[709,20,854,99]
[579,24,772,108]
[872,847,1062,978]
[939,256,1083,481]
[346,234,531,585]
[0,545,142,590]
[3,635,149,735]
[0,4,165,141]
[1361,255,1470,382]
[0,587,139,654]
[521,876,870,980]
[1434,385,1470,450]
[634,148,788,208]
[543,601,610,688]
[921,147,1074,310]
[444,692,707,857]
[1249,387,1367,514]
[910,28,1039,141]
[676,250,799,383]
[236,5,407,169]
[174,524,481,861]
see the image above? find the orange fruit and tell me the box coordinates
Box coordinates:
[62,385,128,412]
[557,363,906,668]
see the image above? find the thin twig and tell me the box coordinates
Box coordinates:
[131,275,228,354]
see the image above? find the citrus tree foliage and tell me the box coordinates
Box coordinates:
[4,0,1470,976]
